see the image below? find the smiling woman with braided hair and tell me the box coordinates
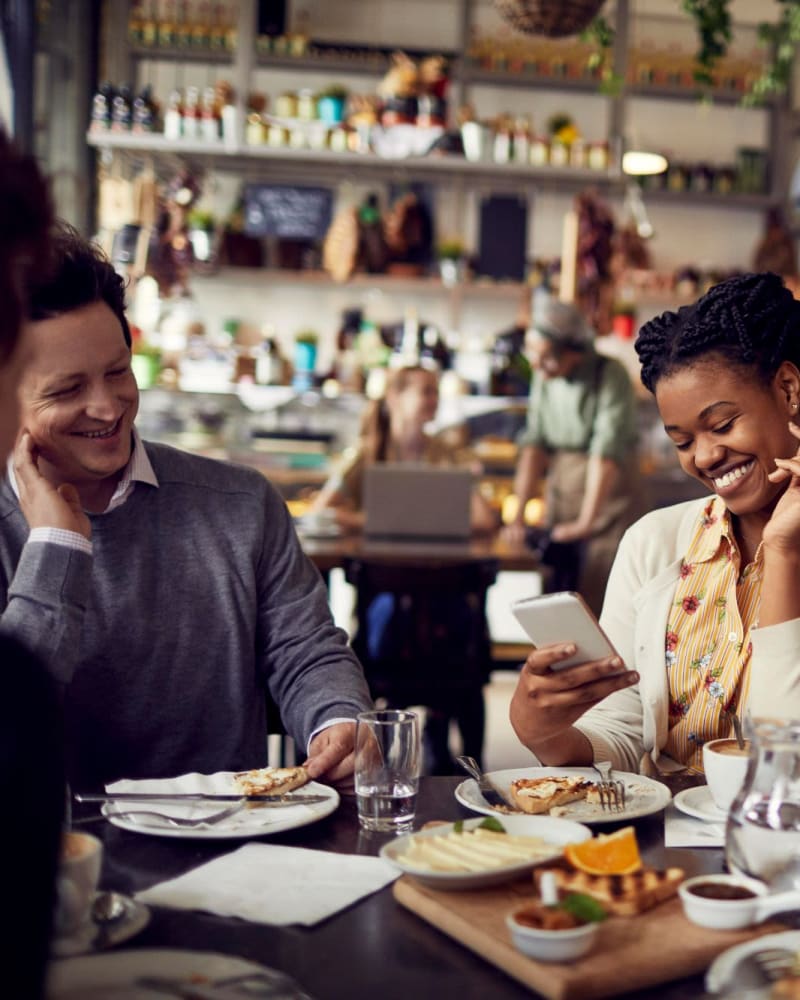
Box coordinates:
[510,271,800,776]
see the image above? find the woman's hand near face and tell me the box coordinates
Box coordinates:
[509,643,638,763]
[764,422,800,552]
[13,431,90,539]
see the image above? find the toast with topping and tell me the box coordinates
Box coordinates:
[510,776,593,815]
[233,765,310,797]
[533,861,685,915]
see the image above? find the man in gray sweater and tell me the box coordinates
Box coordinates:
[0,224,373,789]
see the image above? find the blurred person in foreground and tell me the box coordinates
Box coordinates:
[312,364,498,773]
[503,290,641,615]
[1,223,373,791]
[510,272,800,774]
[0,129,64,998]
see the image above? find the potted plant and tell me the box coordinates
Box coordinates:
[317,84,349,125]
[437,239,466,287]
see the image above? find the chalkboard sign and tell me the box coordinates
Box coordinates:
[243,184,333,240]
[477,194,528,281]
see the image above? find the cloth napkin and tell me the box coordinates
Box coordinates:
[664,802,725,848]
[106,771,326,833]
[135,842,400,926]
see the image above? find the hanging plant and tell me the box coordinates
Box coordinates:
[681,0,733,86]
[745,1,800,105]
[578,0,800,104]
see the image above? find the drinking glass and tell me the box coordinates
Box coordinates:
[725,717,800,890]
[355,709,421,833]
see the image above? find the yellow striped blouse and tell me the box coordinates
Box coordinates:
[663,496,761,772]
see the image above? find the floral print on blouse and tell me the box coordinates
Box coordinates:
[663,496,761,772]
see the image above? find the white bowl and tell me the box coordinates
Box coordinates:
[678,873,767,929]
[380,815,591,891]
[505,907,599,962]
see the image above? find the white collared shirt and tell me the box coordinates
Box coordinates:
[6,428,157,554]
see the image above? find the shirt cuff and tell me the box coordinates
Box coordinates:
[28,527,93,556]
[306,716,357,755]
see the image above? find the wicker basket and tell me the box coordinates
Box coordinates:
[493,0,607,37]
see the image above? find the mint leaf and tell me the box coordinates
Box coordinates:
[477,816,506,833]
[560,893,607,923]
[453,820,464,834]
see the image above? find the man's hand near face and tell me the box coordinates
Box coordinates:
[13,431,90,539]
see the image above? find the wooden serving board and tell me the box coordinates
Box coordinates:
[394,875,782,1000]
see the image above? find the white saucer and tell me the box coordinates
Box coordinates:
[673,785,727,824]
[51,893,150,958]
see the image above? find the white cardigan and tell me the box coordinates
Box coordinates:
[573,498,800,772]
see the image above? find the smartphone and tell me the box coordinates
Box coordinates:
[510,591,619,671]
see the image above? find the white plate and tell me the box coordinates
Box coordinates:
[673,785,727,824]
[380,815,592,890]
[51,893,150,959]
[705,930,800,995]
[46,947,309,999]
[102,771,339,840]
[454,766,672,824]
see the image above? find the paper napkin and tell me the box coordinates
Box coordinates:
[664,802,725,848]
[135,842,400,926]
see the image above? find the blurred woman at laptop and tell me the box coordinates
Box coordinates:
[311,363,497,534]
[311,363,498,774]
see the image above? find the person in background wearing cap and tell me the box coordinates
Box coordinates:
[504,290,641,615]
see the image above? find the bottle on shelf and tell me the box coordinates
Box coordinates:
[176,0,193,48]
[181,86,201,139]
[164,89,183,140]
[158,0,177,47]
[201,86,220,141]
[111,84,133,132]
[89,82,114,132]
[132,85,157,133]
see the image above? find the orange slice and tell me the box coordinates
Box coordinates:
[564,826,642,875]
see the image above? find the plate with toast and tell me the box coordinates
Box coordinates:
[102,767,339,839]
[455,766,671,825]
[381,815,592,890]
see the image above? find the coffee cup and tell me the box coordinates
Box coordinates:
[54,831,103,937]
[702,738,751,814]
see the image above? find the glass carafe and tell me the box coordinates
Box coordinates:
[725,718,800,890]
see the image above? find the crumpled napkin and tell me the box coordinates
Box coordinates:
[135,842,400,926]
[106,771,325,833]
[664,802,725,848]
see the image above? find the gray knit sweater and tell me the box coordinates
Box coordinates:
[0,442,372,787]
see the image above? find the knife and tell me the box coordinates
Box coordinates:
[455,755,518,812]
[75,792,329,806]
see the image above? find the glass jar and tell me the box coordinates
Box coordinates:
[725,718,800,891]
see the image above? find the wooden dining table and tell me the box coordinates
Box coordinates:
[61,775,745,1000]
[298,530,548,576]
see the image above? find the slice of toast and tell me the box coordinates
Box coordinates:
[233,765,310,797]
[533,861,685,915]
[510,776,593,815]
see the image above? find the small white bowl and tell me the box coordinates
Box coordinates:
[505,907,599,962]
[678,874,767,929]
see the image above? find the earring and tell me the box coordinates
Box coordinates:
[793,402,799,412]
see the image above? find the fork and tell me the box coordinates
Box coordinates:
[592,760,626,812]
[107,801,246,828]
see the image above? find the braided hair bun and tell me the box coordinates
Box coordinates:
[635,272,800,393]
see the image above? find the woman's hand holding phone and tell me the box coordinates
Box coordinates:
[508,592,639,758]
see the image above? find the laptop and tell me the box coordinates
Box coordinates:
[363,463,473,541]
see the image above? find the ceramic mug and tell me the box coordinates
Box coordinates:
[54,830,103,936]
[703,738,751,813]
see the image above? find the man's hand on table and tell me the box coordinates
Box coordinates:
[304,721,357,793]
